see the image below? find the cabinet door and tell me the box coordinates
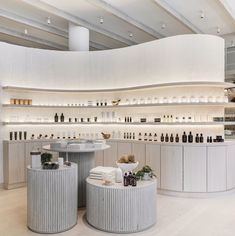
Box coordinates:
[8,143,25,184]
[227,145,235,190]
[95,151,104,167]
[161,145,183,191]
[184,146,207,192]
[208,146,227,192]
[117,142,132,158]
[146,144,160,188]
[132,143,146,170]
[104,141,118,167]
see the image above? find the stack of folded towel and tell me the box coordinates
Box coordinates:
[89,166,117,180]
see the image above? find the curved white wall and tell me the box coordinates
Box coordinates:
[0,34,224,90]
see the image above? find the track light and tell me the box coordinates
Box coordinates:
[128,31,133,38]
[161,23,166,29]
[217,27,221,34]
[47,17,51,24]
[24,29,28,35]
[200,11,205,19]
[99,16,104,24]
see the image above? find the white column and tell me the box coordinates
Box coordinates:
[68,23,89,51]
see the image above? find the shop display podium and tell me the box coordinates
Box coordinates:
[27,164,78,234]
[86,178,157,233]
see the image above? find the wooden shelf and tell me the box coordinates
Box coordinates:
[2,102,233,109]
[2,82,233,93]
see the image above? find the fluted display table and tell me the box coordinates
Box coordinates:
[27,164,78,234]
[86,178,157,233]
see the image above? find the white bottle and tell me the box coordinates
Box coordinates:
[115,168,123,183]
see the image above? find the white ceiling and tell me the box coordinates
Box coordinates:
[0,0,235,50]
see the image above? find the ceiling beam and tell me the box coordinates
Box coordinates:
[90,41,110,50]
[153,0,203,34]
[0,9,67,38]
[23,0,137,45]
[219,0,235,21]
[86,0,164,38]
[0,26,67,50]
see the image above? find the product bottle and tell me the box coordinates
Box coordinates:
[132,173,137,187]
[207,136,210,143]
[170,134,174,142]
[188,131,193,143]
[133,133,135,140]
[50,134,54,139]
[124,132,126,139]
[124,173,129,186]
[154,133,157,141]
[182,132,187,143]
[166,115,170,122]
[19,131,22,140]
[165,133,169,142]
[138,132,142,141]
[115,168,123,183]
[9,132,13,140]
[130,117,132,123]
[144,133,148,141]
[31,134,35,140]
[14,131,17,140]
[128,171,133,185]
[54,113,58,122]
[163,115,166,122]
[209,136,212,143]
[60,113,64,122]
[127,133,129,139]
[195,134,199,143]
[200,133,204,143]
[161,133,164,142]
[149,133,152,141]
[130,133,132,139]
[175,134,179,143]
[24,131,27,140]
[170,115,173,122]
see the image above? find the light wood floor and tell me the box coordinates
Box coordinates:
[1,187,235,236]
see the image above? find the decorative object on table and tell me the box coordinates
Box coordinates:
[102,172,114,185]
[89,166,116,180]
[136,165,156,181]
[101,132,111,139]
[115,168,123,183]
[41,152,52,165]
[111,99,121,106]
[64,161,71,166]
[123,172,137,187]
[42,162,59,170]
[31,150,42,169]
[116,154,139,173]
[58,157,64,167]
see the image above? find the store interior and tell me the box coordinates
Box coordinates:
[1,1,235,236]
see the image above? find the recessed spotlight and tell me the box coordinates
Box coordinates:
[99,16,104,24]
[200,10,205,19]
[128,31,133,38]
[217,27,221,34]
[47,17,51,24]
[24,29,28,35]
[161,23,166,29]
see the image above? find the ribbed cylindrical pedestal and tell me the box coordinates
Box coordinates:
[27,164,78,234]
[86,178,157,233]
[60,152,95,207]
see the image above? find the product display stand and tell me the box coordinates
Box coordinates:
[27,164,78,234]
[86,178,157,233]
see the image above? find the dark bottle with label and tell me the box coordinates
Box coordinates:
[144,133,148,141]
[170,134,174,142]
[14,131,17,140]
[10,132,13,140]
[200,133,204,143]
[149,133,152,141]
[188,131,193,143]
[24,131,27,140]
[161,133,164,142]
[19,131,22,140]
[38,134,42,139]
[182,132,187,143]
[207,136,210,143]
[124,173,129,186]
[124,132,126,139]
[54,113,58,122]
[31,134,35,139]
[175,134,179,143]
[129,172,133,186]
[50,134,54,139]
[60,113,64,122]
[165,133,169,142]
[154,133,157,141]
[127,133,129,139]
[138,132,142,141]
[130,117,132,123]
[132,173,137,187]
[210,136,212,143]
[195,134,200,143]
[133,133,135,140]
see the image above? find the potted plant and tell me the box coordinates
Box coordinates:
[41,152,52,165]
[136,165,156,181]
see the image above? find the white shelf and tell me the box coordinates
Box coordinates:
[2,102,233,109]
[2,121,227,126]
[2,82,233,93]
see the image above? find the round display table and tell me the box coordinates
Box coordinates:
[86,178,157,233]
[43,141,110,207]
[27,164,78,234]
